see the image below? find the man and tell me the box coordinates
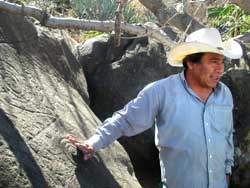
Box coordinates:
[67,28,242,188]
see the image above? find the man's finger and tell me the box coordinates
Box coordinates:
[67,134,81,145]
[67,134,78,142]
[75,142,92,153]
[66,134,94,160]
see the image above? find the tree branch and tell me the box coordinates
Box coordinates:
[138,0,204,33]
[0,0,46,21]
[114,0,124,47]
[0,0,174,48]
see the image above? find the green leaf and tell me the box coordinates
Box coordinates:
[208,7,225,18]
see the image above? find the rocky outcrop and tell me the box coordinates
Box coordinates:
[222,69,250,188]
[77,33,181,120]
[74,34,132,78]
[0,12,141,188]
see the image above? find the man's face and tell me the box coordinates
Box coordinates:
[189,53,225,90]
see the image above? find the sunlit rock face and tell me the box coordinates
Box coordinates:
[0,12,141,188]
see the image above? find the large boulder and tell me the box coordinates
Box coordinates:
[222,69,250,188]
[82,33,181,120]
[74,34,132,78]
[0,12,141,188]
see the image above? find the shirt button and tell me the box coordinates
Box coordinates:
[209,169,213,173]
[205,122,209,126]
[208,138,211,143]
[209,155,213,159]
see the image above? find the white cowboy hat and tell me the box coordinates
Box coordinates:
[168,28,243,67]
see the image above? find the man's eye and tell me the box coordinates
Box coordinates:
[210,60,223,64]
[209,60,217,63]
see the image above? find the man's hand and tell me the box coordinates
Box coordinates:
[66,134,94,160]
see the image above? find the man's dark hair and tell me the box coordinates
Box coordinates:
[182,53,205,69]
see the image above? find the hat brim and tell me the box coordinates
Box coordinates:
[168,40,242,67]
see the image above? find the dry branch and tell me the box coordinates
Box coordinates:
[0,0,174,48]
[138,0,204,33]
[114,0,124,47]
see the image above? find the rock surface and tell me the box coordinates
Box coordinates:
[0,13,141,188]
[222,69,250,188]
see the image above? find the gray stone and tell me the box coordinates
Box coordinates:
[74,33,134,78]
[222,69,250,188]
[0,12,141,188]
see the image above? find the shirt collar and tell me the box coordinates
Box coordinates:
[179,71,188,89]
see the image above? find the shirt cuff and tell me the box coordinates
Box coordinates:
[85,134,104,151]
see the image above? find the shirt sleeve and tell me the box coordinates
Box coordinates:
[225,110,234,175]
[86,83,160,151]
[224,87,234,175]
[225,86,234,174]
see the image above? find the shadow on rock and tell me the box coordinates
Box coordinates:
[0,108,49,188]
[72,149,121,188]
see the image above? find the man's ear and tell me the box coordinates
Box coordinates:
[187,61,194,70]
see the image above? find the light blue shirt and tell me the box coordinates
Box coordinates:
[87,71,234,188]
